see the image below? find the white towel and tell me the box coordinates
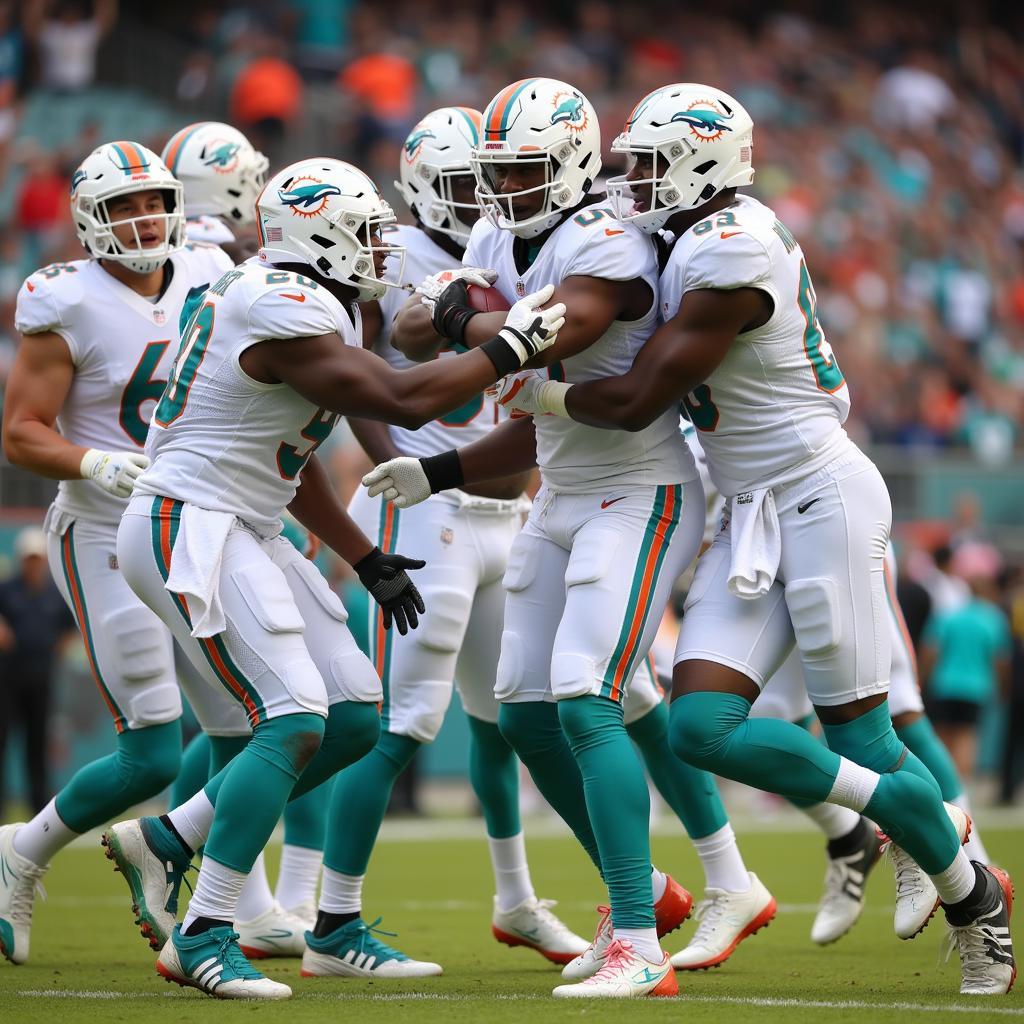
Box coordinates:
[165,503,236,638]
[727,488,781,600]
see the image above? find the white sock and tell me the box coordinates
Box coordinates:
[182,857,247,930]
[488,833,535,912]
[319,867,364,915]
[827,757,881,812]
[615,926,662,963]
[651,866,667,903]
[691,824,751,893]
[800,802,862,841]
[12,798,78,867]
[167,789,215,852]
[234,852,275,922]
[275,845,323,911]
[931,848,977,905]
[951,793,991,864]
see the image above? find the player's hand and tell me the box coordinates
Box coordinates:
[353,547,426,635]
[416,266,497,308]
[80,448,150,498]
[496,284,566,367]
[420,268,498,343]
[492,371,546,418]
[362,457,431,509]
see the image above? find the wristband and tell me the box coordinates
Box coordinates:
[420,449,464,494]
[479,334,523,378]
[535,380,573,418]
[442,306,477,345]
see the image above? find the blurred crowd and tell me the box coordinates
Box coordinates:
[0,0,1022,462]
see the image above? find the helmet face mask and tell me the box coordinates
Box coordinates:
[257,159,405,302]
[162,122,269,226]
[606,84,755,234]
[71,142,185,273]
[474,78,601,239]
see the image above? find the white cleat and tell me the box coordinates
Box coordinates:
[237,901,309,959]
[285,898,317,933]
[157,924,292,1000]
[891,802,971,940]
[943,864,1016,996]
[300,916,442,978]
[492,895,589,966]
[0,824,47,965]
[561,904,613,980]
[811,822,883,945]
[552,939,678,998]
[671,873,777,970]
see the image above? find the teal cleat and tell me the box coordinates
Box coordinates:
[301,917,443,978]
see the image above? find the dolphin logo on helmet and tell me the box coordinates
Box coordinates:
[277,182,344,215]
[671,105,734,141]
[551,94,585,126]
[404,129,436,160]
[202,141,241,170]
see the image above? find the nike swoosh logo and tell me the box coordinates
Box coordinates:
[601,496,626,509]
[720,231,742,239]
[604,228,625,236]
[797,497,821,514]
[280,292,306,303]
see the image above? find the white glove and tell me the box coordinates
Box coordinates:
[362,457,431,509]
[416,266,497,314]
[496,284,567,366]
[80,448,150,498]
[493,370,573,418]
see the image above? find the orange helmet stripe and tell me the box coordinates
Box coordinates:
[484,79,538,140]
[161,122,209,175]
[110,140,150,173]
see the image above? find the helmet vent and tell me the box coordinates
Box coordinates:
[693,160,717,175]
[579,152,592,169]
[310,233,336,249]
[316,256,332,274]
[699,183,717,202]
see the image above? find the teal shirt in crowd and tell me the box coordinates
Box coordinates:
[924,597,1011,704]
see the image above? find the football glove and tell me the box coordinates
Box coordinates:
[362,457,432,509]
[487,284,565,371]
[418,267,497,344]
[80,448,150,498]
[493,370,572,418]
[353,547,426,635]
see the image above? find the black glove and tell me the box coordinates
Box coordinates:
[354,547,426,635]
[431,279,478,345]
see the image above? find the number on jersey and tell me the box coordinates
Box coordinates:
[120,340,170,445]
[277,408,339,480]
[154,301,215,427]
[797,260,844,393]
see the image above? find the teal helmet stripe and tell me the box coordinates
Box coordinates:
[110,142,150,173]
[486,78,540,140]
[453,108,479,145]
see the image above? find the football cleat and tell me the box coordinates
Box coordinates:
[491,895,589,965]
[552,939,677,999]
[102,817,192,950]
[0,823,47,965]
[301,917,443,978]
[943,864,1015,996]
[671,873,777,970]
[157,923,291,999]
[286,898,317,934]
[890,802,971,940]
[655,874,694,937]
[811,823,884,945]
[237,901,309,959]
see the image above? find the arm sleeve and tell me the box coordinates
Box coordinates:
[247,289,340,341]
[683,233,772,291]
[14,275,79,361]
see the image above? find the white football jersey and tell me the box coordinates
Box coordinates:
[186,215,236,246]
[662,195,852,498]
[374,223,499,459]
[136,257,360,534]
[15,243,234,526]
[466,202,695,492]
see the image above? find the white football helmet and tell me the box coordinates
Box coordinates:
[256,158,404,301]
[70,141,185,274]
[472,78,601,238]
[396,107,482,245]
[607,84,754,234]
[161,121,268,226]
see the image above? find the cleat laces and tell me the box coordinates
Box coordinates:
[689,895,728,947]
[352,917,409,963]
[890,845,927,902]
[586,938,635,984]
[532,898,578,943]
[10,865,46,925]
[216,930,263,981]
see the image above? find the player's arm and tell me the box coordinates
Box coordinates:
[391,293,447,363]
[348,416,403,465]
[537,287,769,431]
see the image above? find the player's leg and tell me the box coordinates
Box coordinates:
[753,656,880,945]
[276,783,329,925]
[627,661,776,970]
[455,527,588,965]
[1,520,182,966]
[550,483,701,998]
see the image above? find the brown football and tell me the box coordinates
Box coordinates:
[466,283,512,312]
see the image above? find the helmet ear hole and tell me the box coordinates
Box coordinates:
[316,256,332,275]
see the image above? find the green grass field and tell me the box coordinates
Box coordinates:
[1,818,1021,1023]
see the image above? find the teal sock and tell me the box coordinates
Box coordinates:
[323,730,421,875]
[204,712,324,873]
[55,720,182,833]
[896,716,963,802]
[627,701,728,839]
[498,701,602,874]
[284,780,330,851]
[670,692,840,804]
[467,716,521,839]
[559,695,652,929]
[170,732,212,808]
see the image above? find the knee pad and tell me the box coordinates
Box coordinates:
[564,529,619,587]
[250,712,325,780]
[416,587,471,654]
[108,607,180,727]
[551,652,598,701]
[116,720,183,795]
[669,692,751,768]
[784,579,841,657]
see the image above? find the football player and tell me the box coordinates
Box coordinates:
[317,108,588,978]
[493,83,1014,996]
[0,141,234,965]
[104,157,565,999]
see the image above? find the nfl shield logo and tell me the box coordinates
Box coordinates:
[153,308,167,324]
[440,527,454,546]
[108,554,119,570]
[516,281,526,297]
